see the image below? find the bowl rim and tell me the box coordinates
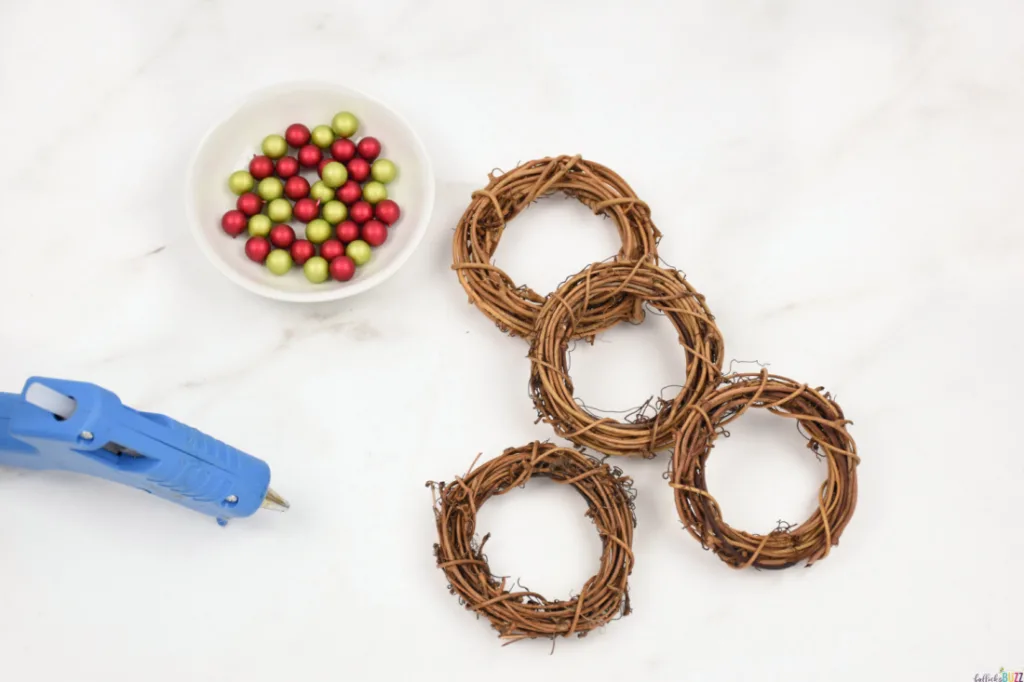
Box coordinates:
[185,81,435,303]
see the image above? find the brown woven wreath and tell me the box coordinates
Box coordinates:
[428,442,636,642]
[529,260,724,457]
[670,370,859,569]
[452,155,662,340]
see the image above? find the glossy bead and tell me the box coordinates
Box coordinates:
[346,239,372,266]
[356,136,381,161]
[349,200,373,224]
[310,181,335,203]
[285,123,311,148]
[337,180,362,205]
[303,256,330,283]
[298,144,322,168]
[321,161,348,188]
[236,193,263,216]
[311,125,335,148]
[221,210,247,237]
[248,214,272,237]
[261,134,288,159]
[284,176,310,200]
[245,236,271,262]
[305,218,332,244]
[228,170,254,195]
[336,220,359,243]
[266,249,293,275]
[362,181,387,204]
[374,199,401,225]
[370,158,397,184]
[319,239,344,261]
[290,239,315,265]
[248,156,275,180]
[270,224,296,249]
[275,156,300,179]
[257,177,284,201]
[330,255,356,281]
[267,198,293,223]
[361,219,388,247]
[322,200,347,224]
[330,138,356,162]
[331,111,359,138]
[293,198,320,223]
[347,157,370,182]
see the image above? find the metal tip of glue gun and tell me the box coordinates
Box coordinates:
[261,488,290,512]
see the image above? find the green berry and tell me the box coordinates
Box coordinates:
[346,239,372,266]
[228,170,254,195]
[266,249,293,276]
[261,134,288,159]
[311,125,335,148]
[267,198,292,222]
[257,177,284,200]
[370,159,397,184]
[248,214,272,237]
[306,218,331,244]
[322,201,347,224]
[331,111,359,138]
[310,181,334,203]
[362,181,387,204]
[321,161,348,188]
[303,256,329,284]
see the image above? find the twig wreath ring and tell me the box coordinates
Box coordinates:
[529,261,725,457]
[428,442,636,642]
[452,155,662,340]
[670,370,860,569]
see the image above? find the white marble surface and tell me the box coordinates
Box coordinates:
[1,1,1022,680]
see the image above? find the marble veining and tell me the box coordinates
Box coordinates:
[0,1,1021,680]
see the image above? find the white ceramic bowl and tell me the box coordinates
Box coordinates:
[186,82,434,302]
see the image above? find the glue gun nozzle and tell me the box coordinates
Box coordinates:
[261,487,290,512]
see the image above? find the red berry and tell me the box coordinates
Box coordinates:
[245,236,271,263]
[284,176,310,200]
[221,210,247,237]
[290,240,316,265]
[298,144,322,168]
[330,138,356,162]
[336,180,362,205]
[275,156,299,179]
[361,220,388,247]
[249,155,274,179]
[293,198,320,223]
[285,123,310,147]
[349,200,373,224]
[374,199,401,225]
[236,193,263,216]
[330,255,356,282]
[270,224,296,249]
[319,239,344,261]
[336,220,359,243]
[357,136,381,161]
[317,157,332,177]
[347,157,370,182]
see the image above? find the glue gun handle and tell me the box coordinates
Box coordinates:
[135,411,271,518]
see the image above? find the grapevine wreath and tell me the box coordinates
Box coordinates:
[529,260,725,457]
[670,370,859,569]
[429,443,636,642]
[435,155,860,643]
[452,155,662,340]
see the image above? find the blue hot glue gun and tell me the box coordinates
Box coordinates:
[0,377,288,525]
